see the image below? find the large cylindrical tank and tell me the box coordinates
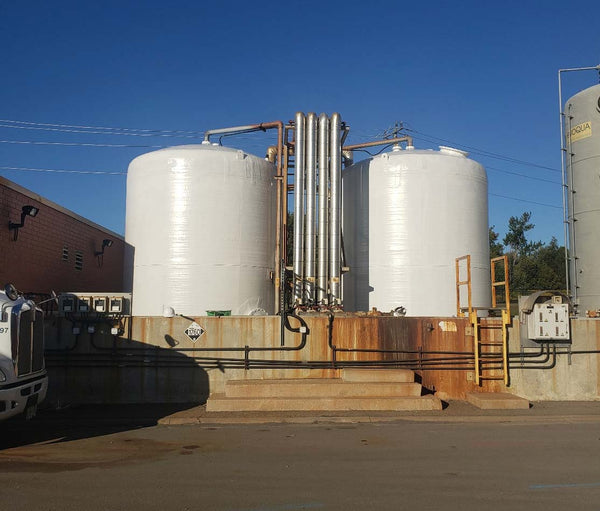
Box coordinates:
[565,84,600,313]
[343,146,491,316]
[125,144,276,317]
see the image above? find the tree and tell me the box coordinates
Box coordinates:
[493,212,566,296]
[502,212,543,257]
[489,226,504,258]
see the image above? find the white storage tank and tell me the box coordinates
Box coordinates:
[125,144,276,317]
[343,146,491,316]
[564,84,600,313]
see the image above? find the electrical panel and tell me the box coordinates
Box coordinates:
[58,293,131,316]
[527,303,570,341]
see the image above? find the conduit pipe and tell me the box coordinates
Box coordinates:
[317,113,330,304]
[293,113,306,304]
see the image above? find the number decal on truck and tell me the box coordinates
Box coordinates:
[0,328,8,334]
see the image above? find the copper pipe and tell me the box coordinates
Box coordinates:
[342,136,413,151]
[266,122,284,314]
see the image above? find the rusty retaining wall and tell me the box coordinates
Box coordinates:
[44,314,510,405]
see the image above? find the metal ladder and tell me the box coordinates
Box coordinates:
[456,255,511,386]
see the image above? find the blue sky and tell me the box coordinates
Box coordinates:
[1,0,599,244]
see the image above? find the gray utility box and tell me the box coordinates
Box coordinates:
[527,303,570,341]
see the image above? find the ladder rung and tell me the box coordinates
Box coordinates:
[479,376,506,380]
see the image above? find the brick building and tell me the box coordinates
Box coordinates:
[0,176,126,294]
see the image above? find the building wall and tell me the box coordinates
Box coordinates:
[0,176,125,294]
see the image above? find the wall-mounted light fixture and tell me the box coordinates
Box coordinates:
[95,238,113,267]
[9,205,39,240]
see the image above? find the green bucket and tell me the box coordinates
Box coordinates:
[206,310,231,317]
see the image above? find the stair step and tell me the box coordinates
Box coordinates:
[206,394,442,412]
[466,392,530,410]
[225,379,422,398]
[341,368,415,383]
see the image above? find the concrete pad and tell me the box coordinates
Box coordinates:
[224,379,422,398]
[466,392,530,410]
[206,394,442,412]
[342,369,415,383]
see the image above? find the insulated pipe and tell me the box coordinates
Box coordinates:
[293,113,306,304]
[317,113,330,304]
[329,113,342,304]
[304,113,318,303]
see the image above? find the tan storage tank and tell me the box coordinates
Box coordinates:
[564,84,600,313]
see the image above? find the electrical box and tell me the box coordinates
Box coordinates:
[93,297,107,313]
[109,297,123,313]
[59,295,76,313]
[527,303,570,341]
[78,296,92,312]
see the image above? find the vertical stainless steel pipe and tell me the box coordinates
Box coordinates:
[304,113,318,303]
[329,113,342,304]
[317,113,330,304]
[293,112,306,304]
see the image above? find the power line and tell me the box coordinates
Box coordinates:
[489,192,561,209]
[0,166,126,175]
[0,123,202,139]
[0,118,205,136]
[405,128,561,173]
[486,166,561,185]
[0,139,164,148]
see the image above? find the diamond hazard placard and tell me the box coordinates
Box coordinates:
[184,321,205,343]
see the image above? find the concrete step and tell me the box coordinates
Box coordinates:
[224,379,422,398]
[206,394,443,412]
[341,368,415,383]
[466,392,530,410]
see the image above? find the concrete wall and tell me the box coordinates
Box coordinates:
[0,176,126,294]
[43,313,600,406]
[508,318,600,401]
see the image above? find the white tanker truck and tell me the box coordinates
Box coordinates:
[0,284,48,421]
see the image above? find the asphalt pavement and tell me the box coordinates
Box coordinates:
[1,402,600,510]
